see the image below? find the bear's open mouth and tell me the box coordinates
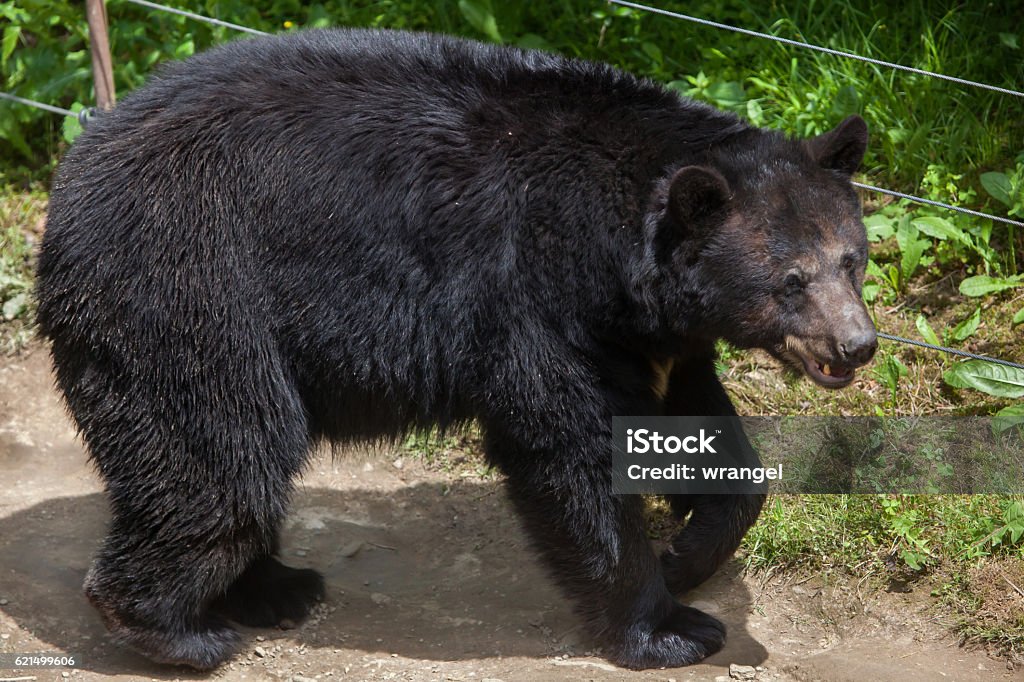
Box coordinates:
[773,337,858,389]
[793,350,855,388]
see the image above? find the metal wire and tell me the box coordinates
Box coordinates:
[119,0,269,36]
[852,182,1024,228]
[607,0,1024,99]
[0,91,77,117]
[877,332,1024,370]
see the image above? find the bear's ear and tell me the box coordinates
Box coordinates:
[667,165,731,227]
[806,115,868,176]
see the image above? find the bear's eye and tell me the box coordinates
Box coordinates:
[841,254,857,271]
[784,273,805,294]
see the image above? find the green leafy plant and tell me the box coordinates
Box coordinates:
[881,497,932,571]
[870,352,909,409]
[915,314,941,345]
[980,158,1024,220]
[943,361,1024,399]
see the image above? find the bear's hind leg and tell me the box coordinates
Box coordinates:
[84,526,248,670]
[60,345,311,669]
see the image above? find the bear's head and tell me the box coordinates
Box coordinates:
[650,115,877,388]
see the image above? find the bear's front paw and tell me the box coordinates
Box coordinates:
[614,605,726,669]
[213,556,325,628]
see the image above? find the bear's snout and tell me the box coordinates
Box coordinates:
[838,328,878,366]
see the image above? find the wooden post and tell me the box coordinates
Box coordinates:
[85,0,115,110]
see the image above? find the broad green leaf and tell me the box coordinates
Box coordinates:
[911,216,969,245]
[641,41,663,65]
[864,214,896,242]
[999,33,1020,49]
[866,257,886,279]
[173,39,194,59]
[886,127,911,145]
[1013,307,1024,326]
[944,360,1024,398]
[886,264,900,289]
[993,404,1024,434]
[862,280,880,303]
[62,113,82,144]
[949,307,981,342]
[1,24,20,67]
[980,171,1013,207]
[915,314,941,346]
[706,80,745,110]
[896,218,926,283]
[959,274,1024,297]
[61,102,86,144]
[458,0,502,43]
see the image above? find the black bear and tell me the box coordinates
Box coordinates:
[36,29,876,670]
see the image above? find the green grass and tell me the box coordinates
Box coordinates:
[738,495,1024,658]
[742,495,1024,574]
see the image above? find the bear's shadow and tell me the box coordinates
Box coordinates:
[0,482,767,677]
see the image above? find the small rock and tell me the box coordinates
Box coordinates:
[0,598,8,605]
[730,663,757,680]
[371,592,392,606]
[254,646,267,658]
[295,549,308,557]
[392,457,404,469]
[291,676,317,682]
[362,462,374,472]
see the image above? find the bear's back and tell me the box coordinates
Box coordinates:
[37,29,745,428]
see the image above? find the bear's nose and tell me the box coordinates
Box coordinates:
[839,330,878,366]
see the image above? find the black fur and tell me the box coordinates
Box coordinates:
[36,28,871,670]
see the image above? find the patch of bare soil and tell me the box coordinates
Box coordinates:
[0,347,1017,682]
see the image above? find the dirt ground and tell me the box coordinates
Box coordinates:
[0,346,1019,682]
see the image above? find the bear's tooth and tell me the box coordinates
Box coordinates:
[822,363,831,376]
